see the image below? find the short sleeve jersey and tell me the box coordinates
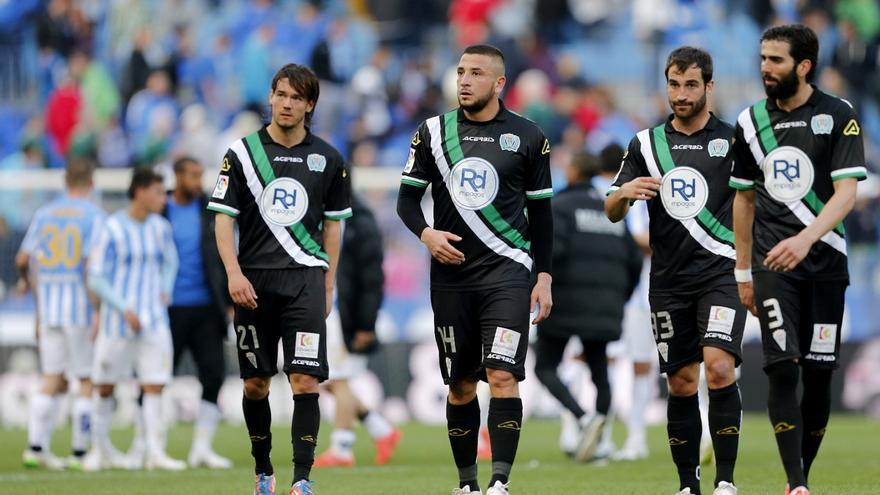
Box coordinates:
[610,114,737,294]
[207,127,352,270]
[20,195,105,328]
[730,88,867,280]
[400,102,553,290]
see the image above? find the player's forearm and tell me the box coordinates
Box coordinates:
[323,220,342,290]
[161,246,179,298]
[14,252,30,290]
[87,272,129,313]
[526,197,553,276]
[214,214,243,277]
[732,190,756,269]
[604,191,631,223]
[798,178,857,245]
[396,184,430,238]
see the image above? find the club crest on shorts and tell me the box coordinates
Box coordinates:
[657,342,669,362]
[772,329,787,351]
[499,133,520,152]
[811,114,833,135]
[307,153,326,172]
[707,138,729,158]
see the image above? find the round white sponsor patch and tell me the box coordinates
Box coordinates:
[448,157,499,210]
[660,166,708,220]
[762,146,814,203]
[259,177,309,226]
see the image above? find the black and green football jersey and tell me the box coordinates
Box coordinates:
[207,126,352,270]
[400,102,553,290]
[730,87,867,280]
[610,114,737,293]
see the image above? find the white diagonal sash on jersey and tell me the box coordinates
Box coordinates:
[637,129,736,259]
[425,116,533,270]
[230,140,328,269]
[748,101,847,255]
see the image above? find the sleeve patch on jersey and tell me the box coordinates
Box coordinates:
[295,332,320,359]
[212,176,229,199]
[541,138,551,155]
[490,327,520,359]
[220,157,231,172]
[843,119,860,136]
[411,131,421,146]
[404,148,416,173]
[810,324,837,353]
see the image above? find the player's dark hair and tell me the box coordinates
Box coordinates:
[462,44,506,72]
[65,157,95,188]
[599,143,625,174]
[665,46,713,84]
[271,63,320,124]
[172,155,199,175]
[570,151,601,182]
[761,24,819,82]
[127,167,164,199]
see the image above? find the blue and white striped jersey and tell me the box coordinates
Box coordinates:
[88,210,178,337]
[19,195,105,328]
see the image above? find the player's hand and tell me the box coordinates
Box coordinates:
[764,233,813,272]
[124,309,142,333]
[14,278,29,297]
[352,330,377,353]
[737,281,758,316]
[530,272,553,324]
[420,228,465,265]
[228,271,258,310]
[160,292,170,306]
[618,177,661,201]
[90,312,100,341]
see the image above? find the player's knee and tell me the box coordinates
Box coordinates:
[243,378,270,399]
[486,368,517,392]
[290,373,319,395]
[667,368,698,396]
[705,357,735,389]
[448,381,477,404]
[97,384,115,398]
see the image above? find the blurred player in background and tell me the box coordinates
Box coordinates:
[164,156,233,469]
[16,158,105,470]
[85,168,183,471]
[534,151,642,462]
[314,194,401,468]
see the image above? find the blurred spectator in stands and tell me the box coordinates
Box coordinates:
[832,18,879,113]
[239,24,274,111]
[0,136,46,230]
[96,116,131,168]
[351,46,393,141]
[173,104,219,170]
[122,29,153,104]
[449,0,501,47]
[45,50,87,158]
[126,69,178,164]
[36,0,80,59]
[0,216,26,296]
[585,85,638,154]
[835,0,880,42]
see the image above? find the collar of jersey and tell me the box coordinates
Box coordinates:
[456,98,510,124]
[663,111,720,136]
[765,83,822,112]
[257,125,314,148]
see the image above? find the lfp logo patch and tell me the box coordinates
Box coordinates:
[259,177,309,226]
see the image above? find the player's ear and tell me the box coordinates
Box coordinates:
[796,58,812,80]
[495,75,506,96]
[705,79,714,95]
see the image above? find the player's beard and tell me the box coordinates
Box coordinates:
[459,90,494,114]
[670,91,707,122]
[763,66,799,100]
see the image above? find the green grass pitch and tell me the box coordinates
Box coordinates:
[0,414,877,494]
